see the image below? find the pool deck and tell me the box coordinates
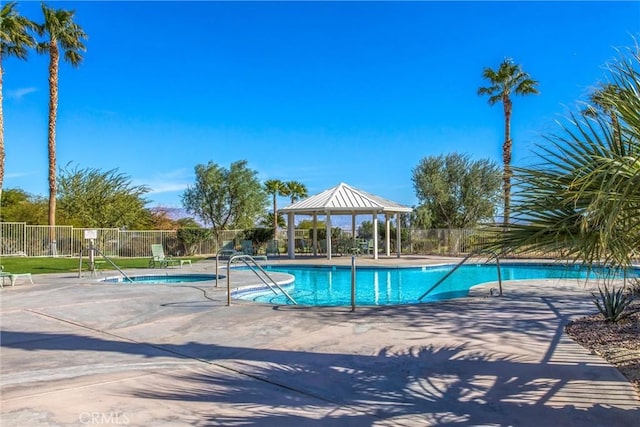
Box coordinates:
[1,255,638,426]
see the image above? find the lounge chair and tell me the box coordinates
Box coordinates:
[218,240,239,259]
[149,244,182,268]
[297,239,312,253]
[241,240,254,256]
[0,265,33,288]
[362,239,377,255]
[317,239,342,256]
[265,239,280,257]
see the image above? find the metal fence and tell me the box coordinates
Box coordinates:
[0,222,559,259]
[406,228,495,255]
[0,223,277,258]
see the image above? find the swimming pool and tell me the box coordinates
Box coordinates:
[102,274,218,284]
[233,263,638,306]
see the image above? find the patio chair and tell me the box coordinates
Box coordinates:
[347,239,362,256]
[149,244,181,268]
[363,239,379,255]
[241,240,254,256]
[218,240,238,258]
[266,239,280,257]
[296,239,312,254]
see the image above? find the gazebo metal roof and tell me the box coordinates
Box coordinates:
[279,182,413,215]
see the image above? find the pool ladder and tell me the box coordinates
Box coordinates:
[223,254,297,306]
[418,249,502,301]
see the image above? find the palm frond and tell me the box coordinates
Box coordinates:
[485,42,640,268]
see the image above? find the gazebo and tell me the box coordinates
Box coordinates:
[278,182,413,260]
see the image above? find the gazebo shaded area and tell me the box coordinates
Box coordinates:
[278,183,413,260]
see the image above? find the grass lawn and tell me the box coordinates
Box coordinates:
[0,256,204,274]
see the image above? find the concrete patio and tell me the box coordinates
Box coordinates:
[1,256,638,426]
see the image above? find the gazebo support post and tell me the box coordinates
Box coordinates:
[385,214,391,257]
[312,214,318,256]
[287,212,295,259]
[396,212,401,258]
[326,212,332,260]
[373,213,379,260]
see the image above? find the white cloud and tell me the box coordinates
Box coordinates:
[5,171,31,179]
[136,168,192,194]
[7,87,37,100]
[148,182,190,194]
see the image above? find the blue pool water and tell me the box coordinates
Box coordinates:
[102,274,218,284]
[233,263,638,306]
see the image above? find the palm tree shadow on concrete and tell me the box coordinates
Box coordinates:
[2,285,638,426]
[277,291,600,356]
[2,308,638,426]
[126,342,638,426]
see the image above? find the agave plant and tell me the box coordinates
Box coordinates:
[592,284,634,322]
[486,41,640,270]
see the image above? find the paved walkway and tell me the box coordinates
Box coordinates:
[1,256,638,426]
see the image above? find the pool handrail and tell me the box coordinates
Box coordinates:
[226,254,297,306]
[418,249,502,301]
[215,246,242,284]
[88,246,133,283]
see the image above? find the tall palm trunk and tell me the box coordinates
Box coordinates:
[0,59,5,202]
[502,97,513,226]
[478,59,539,228]
[47,40,59,255]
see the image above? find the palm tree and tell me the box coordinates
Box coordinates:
[583,83,624,154]
[478,59,539,225]
[259,212,286,229]
[264,179,287,232]
[491,45,640,269]
[285,180,308,204]
[36,4,87,254]
[0,2,37,200]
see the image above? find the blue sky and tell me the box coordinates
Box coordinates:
[5,1,640,215]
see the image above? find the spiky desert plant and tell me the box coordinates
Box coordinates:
[592,284,634,322]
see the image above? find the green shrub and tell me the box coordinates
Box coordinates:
[592,284,634,322]
[243,227,274,252]
[177,228,212,256]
